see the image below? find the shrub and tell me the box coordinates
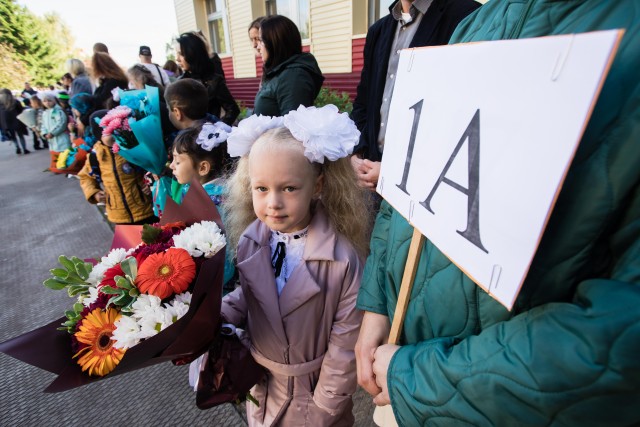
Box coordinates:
[314,87,353,114]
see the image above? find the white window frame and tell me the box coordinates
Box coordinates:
[206,0,231,55]
[266,0,310,41]
[369,0,390,26]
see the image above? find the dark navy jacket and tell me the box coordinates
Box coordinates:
[351,0,481,161]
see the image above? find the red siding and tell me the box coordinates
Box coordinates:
[227,77,261,108]
[352,36,366,73]
[225,37,367,109]
[255,55,263,78]
[221,56,234,78]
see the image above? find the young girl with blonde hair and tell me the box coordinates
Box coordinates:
[222,105,369,426]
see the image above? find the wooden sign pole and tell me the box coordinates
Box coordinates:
[374,227,426,427]
[388,227,426,345]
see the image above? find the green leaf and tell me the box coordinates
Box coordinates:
[50,268,69,278]
[120,257,138,280]
[64,310,77,319]
[43,278,68,290]
[74,262,89,281]
[100,286,121,295]
[67,284,89,297]
[115,276,132,290]
[58,256,75,271]
[109,294,130,307]
[128,288,140,297]
[141,224,162,244]
[81,262,94,279]
[73,302,85,313]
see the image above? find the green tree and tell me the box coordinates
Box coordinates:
[0,43,30,88]
[0,0,77,89]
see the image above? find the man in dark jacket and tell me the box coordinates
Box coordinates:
[356,1,640,426]
[350,0,480,191]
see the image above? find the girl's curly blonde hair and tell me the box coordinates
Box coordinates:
[225,127,371,259]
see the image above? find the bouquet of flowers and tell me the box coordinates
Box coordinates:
[100,85,167,175]
[0,180,226,392]
[99,105,137,148]
[54,138,89,175]
[17,107,37,128]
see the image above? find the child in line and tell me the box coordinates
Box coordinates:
[41,92,71,173]
[78,110,156,225]
[169,121,235,288]
[28,96,48,150]
[149,78,224,218]
[221,105,369,426]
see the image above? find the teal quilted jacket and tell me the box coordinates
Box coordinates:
[356,0,640,425]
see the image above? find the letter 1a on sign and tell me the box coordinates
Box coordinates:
[422,109,488,253]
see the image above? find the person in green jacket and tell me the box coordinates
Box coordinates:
[253,15,324,117]
[356,1,640,425]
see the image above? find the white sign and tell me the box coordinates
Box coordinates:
[378,30,621,310]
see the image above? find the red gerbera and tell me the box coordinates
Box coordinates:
[162,221,186,232]
[135,248,196,299]
[99,264,125,288]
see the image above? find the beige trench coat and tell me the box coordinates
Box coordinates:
[222,204,363,426]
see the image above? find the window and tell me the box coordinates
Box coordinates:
[265,0,310,40]
[369,0,391,26]
[206,0,230,54]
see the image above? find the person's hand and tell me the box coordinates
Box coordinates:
[141,181,151,196]
[102,135,115,147]
[351,155,373,189]
[93,191,106,203]
[355,311,391,397]
[360,159,381,191]
[372,344,400,406]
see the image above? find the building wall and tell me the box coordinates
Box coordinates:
[174,0,198,34]
[227,0,257,78]
[173,0,367,106]
[310,0,353,74]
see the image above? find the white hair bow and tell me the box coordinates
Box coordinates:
[226,105,360,163]
[196,121,232,151]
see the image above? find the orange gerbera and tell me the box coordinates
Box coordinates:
[73,307,125,377]
[135,247,196,299]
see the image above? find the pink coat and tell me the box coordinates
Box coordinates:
[222,204,363,426]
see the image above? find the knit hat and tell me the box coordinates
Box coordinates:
[139,45,152,56]
[70,93,95,114]
[57,91,70,100]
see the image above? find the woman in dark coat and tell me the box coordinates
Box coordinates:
[0,88,30,155]
[253,15,324,116]
[91,52,128,110]
[175,32,239,126]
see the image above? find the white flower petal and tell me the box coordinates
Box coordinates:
[112,315,141,349]
[173,221,226,258]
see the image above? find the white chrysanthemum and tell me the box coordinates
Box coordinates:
[227,114,284,157]
[87,248,129,285]
[172,291,192,305]
[283,104,360,163]
[130,294,162,319]
[80,286,100,307]
[165,299,190,322]
[137,307,171,339]
[173,221,226,258]
[112,315,141,349]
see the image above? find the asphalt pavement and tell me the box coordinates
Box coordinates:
[0,135,375,426]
